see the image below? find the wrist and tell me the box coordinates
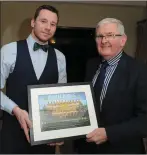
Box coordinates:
[12,106,20,116]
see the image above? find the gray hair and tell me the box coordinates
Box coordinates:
[96,18,126,35]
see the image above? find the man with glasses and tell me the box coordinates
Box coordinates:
[75,18,147,154]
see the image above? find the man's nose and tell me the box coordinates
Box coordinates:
[46,23,51,30]
[101,36,108,43]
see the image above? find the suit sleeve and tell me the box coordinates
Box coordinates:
[105,64,147,144]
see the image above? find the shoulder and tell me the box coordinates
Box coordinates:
[124,52,146,68]
[123,52,147,75]
[1,42,17,56]
[1,42,17,50]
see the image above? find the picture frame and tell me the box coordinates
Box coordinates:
[28,82,98,146]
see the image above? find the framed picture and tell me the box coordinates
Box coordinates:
[28,82,98,146]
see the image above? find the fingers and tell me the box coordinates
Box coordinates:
[56,141,64,146]
[13,107,32,143]
[96,138,106,145]
[48,141,64,146]
[23,121,30,143]
[24,113,32,129]
[86,128,107,145]
[86,128,98,139]
[20,113,31,143]
[48,143,56,146]
[86,128,100,143]
[86,135,98,143]
[22,111,32,143]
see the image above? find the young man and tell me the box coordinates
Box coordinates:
[0,5,66,153]
[75,18,147,154]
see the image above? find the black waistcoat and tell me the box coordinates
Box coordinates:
[1,40,58,153]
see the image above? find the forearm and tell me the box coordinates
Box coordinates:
[0,91,18,115]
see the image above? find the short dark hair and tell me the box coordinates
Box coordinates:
[34,5,59,21]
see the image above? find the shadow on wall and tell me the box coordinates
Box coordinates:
[17,18,32,40]
[0,18,32,152]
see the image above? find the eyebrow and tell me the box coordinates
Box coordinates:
[39,18,57,24]
[39,18,47,21]
[51,21,57,24]
[105,32,114,35]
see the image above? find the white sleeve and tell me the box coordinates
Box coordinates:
[55,49,67,83]
[0,42,18,114]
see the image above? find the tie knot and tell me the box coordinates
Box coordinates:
[33,42,49,52]
[101,61,109,69]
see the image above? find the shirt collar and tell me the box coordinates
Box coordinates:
[26,34,49,51]
[26,34,36,51]
[102,51,123,66]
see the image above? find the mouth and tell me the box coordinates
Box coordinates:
[101,46,111,48]
[100,43,111,48]
[42,32,51,36]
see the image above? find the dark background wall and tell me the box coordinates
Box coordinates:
[52,27,98,82]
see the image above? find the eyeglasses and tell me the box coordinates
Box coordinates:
[95,34,122,40]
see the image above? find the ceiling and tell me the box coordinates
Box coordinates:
[87,1,147,7]
[53,1,147,7]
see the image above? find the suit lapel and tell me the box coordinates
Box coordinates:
[101,53,128,110]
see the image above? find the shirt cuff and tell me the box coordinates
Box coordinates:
[1,91,18,115]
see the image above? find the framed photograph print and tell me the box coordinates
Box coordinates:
[28,82,98,145]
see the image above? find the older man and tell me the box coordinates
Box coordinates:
[75,18,147,154]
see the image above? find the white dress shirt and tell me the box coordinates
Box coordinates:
[0,34,67,114]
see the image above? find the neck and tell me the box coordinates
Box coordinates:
[103,50,123,61]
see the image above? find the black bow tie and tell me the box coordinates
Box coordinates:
[33,42,49,52]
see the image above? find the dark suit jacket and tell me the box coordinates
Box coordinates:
[74,52,147,154]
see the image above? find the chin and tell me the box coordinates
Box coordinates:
[39,37,50,43]
[100,50,111,55]
[40,34,52,41]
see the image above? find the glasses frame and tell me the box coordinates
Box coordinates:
[95,34,122,40]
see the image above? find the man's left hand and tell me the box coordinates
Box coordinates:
[48,141,64,146]
[86,128,107,145]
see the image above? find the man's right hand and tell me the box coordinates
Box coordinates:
[12,106,32,143]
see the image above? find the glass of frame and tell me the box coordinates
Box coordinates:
[28,82,98,145]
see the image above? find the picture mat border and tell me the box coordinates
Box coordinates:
[28,82,98,145]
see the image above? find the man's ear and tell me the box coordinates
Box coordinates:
[31,19,35,28]
[121,35,127,47]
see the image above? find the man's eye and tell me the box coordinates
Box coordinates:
[97,35,103,38]
[107,34,113,37]
[51,23,56,27]
[41,20,46,23]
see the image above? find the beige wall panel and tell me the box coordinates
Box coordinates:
[1,1,146,57]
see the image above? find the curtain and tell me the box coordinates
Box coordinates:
[135,19,147,64]
[136,17,147,153]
